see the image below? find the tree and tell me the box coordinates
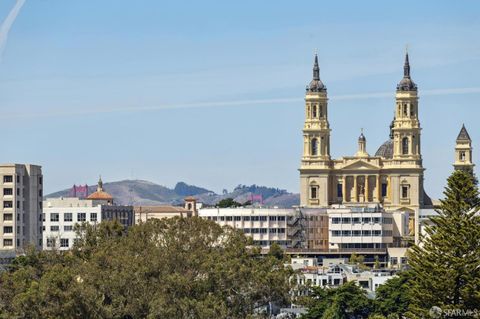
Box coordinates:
[268,242,285,260]
[0,218,292,319]
[374,271,412,318]
[216,198,242,208]
[407,169,480,317]
[302,281,373,319]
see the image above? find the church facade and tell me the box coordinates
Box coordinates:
[298,52,472,242]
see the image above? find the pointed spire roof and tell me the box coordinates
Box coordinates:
[456,124,471,141]
[307,53,326,92]
[396,49,417,91]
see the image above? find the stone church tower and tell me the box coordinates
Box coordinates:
[453,124,474,173]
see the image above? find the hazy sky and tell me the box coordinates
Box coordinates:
[1,0,479,198]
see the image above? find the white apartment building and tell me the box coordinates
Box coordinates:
[43,197,101,250]
[327,206,395,251]
[0,164,43,252]
[43,196,134,250]
[198,208,292,247]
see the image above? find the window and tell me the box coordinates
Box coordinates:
[362,217,371,223]
[3,176,12,183]
[243,216,250,221]
[234,216,241,221]
[341,217,351,224]
[373,230,382,236]
[352,230,361,236]
[277,216,286,221]
[3,226,13,233]
[332,230,341,237]
[373,217,381,224]
[403,104,408,116]
[269,216,277,221]
[312,104,317,118]
[3,188,12,196]
[337,183,343,198]
[390,257,398,265]
[47,238,56,248]
[39,177,43,185]
[16,176,20,183]
[3,239,13,246]
[402,185,409,199]
[17,201,20,209]
[362,230,371,236]
[3,201,12,208]
[342,230,351,236]
[352,217,361,224]
[310,186,318,199]
[381,183,387,197]
[60,238,69,248]
[225,216,232,221]
[77,213,86,222]
[460,151,466,161]
[64,213,72,222]
[3,214,12,221]
[50,226,59,232]
[50,213,59,222]
[259,216,267,221]
[319,105,323,117]
[332,217,340,224]
[16,188,20,196]
[311,138,318,156]
[402,137,409,155]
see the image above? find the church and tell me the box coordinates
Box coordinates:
[299,52,474,242]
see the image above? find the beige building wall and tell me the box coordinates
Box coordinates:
[0,164,43,251]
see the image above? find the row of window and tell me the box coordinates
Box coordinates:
[48,225,74,232]
[243,228,286,234]
[331,230,393,237]
[2,175,42,185]
[252,240,289,246]
[331,217,393,224]
[46,238,71,248]
[206,216,287,222]
[49,212,97,223]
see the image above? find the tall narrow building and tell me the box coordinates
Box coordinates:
[299,54,331,207]
[453,124,474,173]
[0,164,43,252]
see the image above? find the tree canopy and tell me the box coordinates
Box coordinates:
[0,217,292,319]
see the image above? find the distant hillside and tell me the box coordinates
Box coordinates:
[46,180,299,208]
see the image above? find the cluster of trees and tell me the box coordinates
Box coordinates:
[0,218,292,318]
[301,169,480,318]
[216,197,252,208]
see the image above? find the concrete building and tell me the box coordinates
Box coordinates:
[0,164,43,252]
[198,207,291,247]
[327,206,395,251]
[43,178,134,250]
[299,52,434,244]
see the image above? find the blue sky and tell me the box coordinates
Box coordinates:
[1,0,479,198]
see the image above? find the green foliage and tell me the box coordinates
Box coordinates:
[407,169,480,317]
[216,197,242,208]
[0,218,292,319]
[268,242,285,260]
[302,281,373,319]
[373,271,412,318]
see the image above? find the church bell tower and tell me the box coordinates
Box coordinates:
[454,124,474,173]
[392,51,422,164]
[299,54,331,207]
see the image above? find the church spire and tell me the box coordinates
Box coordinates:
[307,53,326,92]
[397,49,417,91]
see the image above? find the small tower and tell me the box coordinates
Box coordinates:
[184,196,197,217]
[97,175,103,192]
[454,124,474,173]
[355,130,369,157]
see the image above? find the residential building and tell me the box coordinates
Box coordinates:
[0,164,43,252]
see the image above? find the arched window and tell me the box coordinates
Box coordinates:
[312,105,317,118]
[319,105,323,118]
[311,138,318,156]
[403,104,408,116]
[402,137,409,155]
[460,151,466,161]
